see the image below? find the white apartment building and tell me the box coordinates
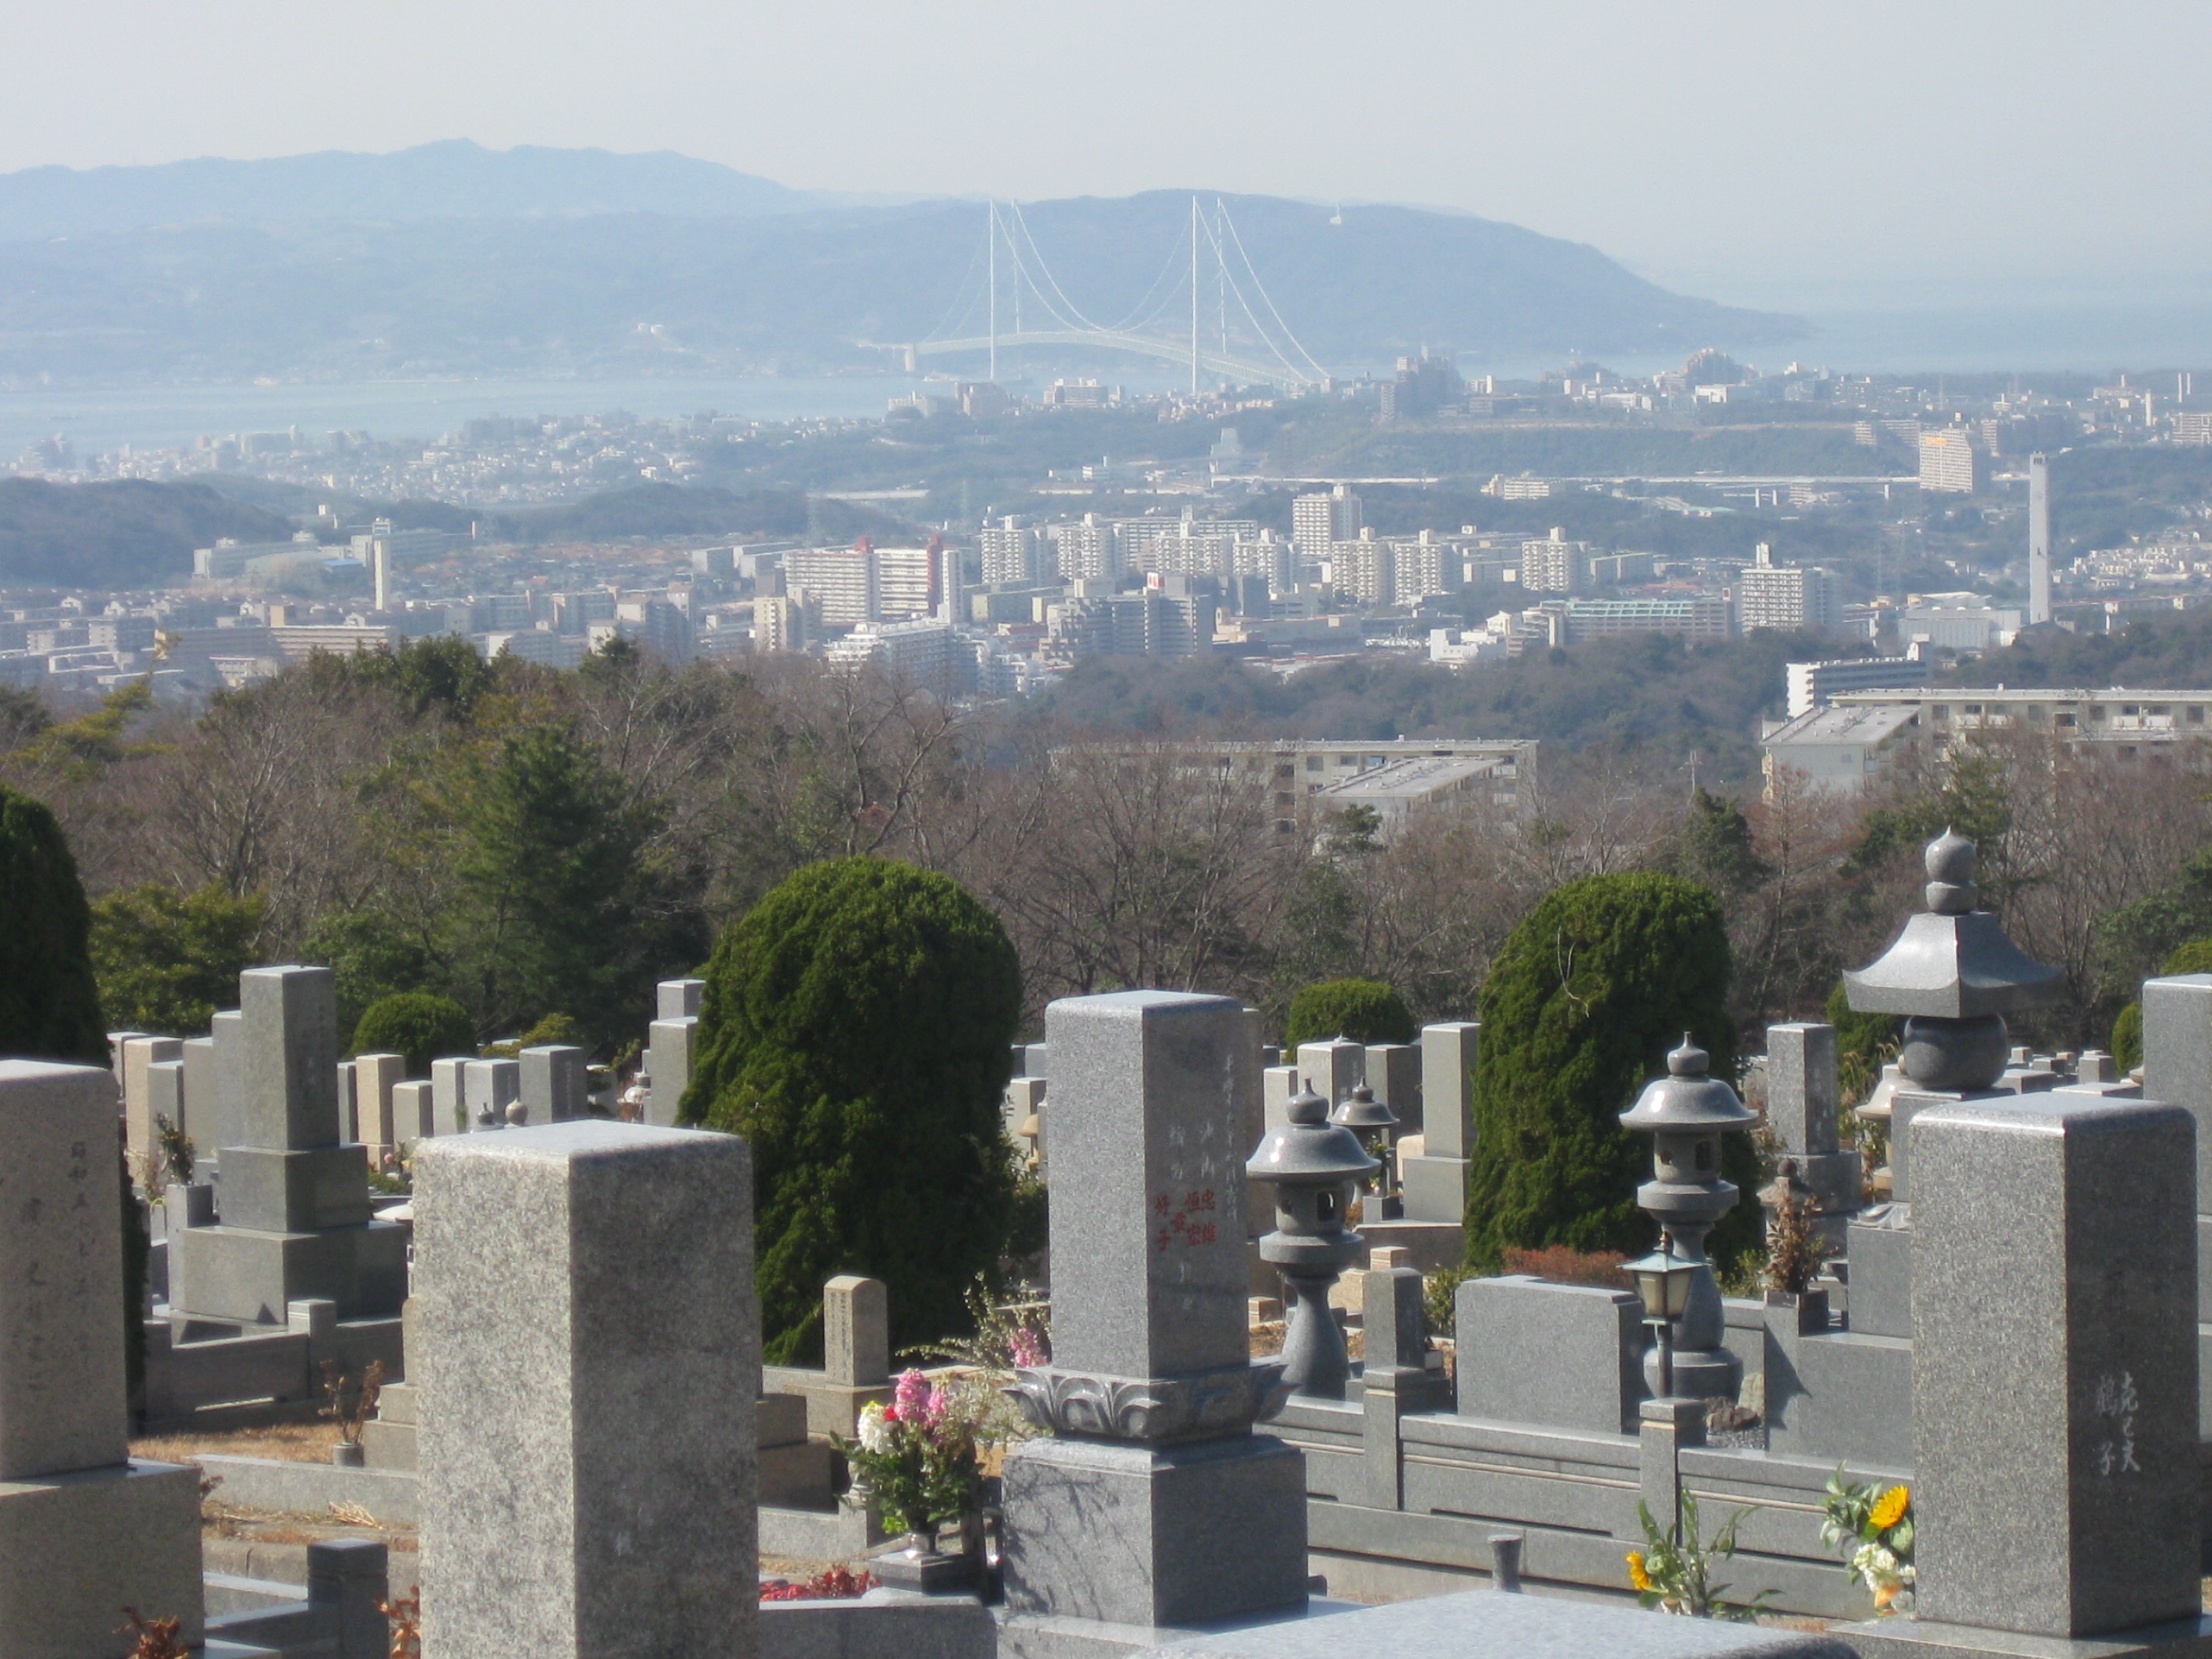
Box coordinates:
[978,518,1053,587]
[1520,530,1588,595]
[1048,518,1119,582]
[1899,594,2022,653]
[786,540,947,626]
[1785,657,1932,717]
[1918,430,1980,494]
[1293,485,1362,563]
[1330,531,1395,607]
[1737,543,1841,633]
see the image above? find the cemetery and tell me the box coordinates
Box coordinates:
[8,828,2212,1657]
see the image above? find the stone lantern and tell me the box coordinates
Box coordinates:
[1844,828,2061,1093]
[1329,1082,1401,1221]
[1247,1083,1377,1400]
[1617,1035,1756,1401]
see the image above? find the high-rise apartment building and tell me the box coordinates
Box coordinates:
[1519,529,1587,595]
[1918,430,1980,494]
[1330,530,1396,607]
[785,537,947,625]
[1293,484,1362,564]
[1737,542,1840,633]
[979,517,1053,587]
[1049,516,1119,582]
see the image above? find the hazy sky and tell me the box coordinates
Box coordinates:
[7,1,2211,306]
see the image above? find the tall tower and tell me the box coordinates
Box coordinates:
[2027,452,2052,626]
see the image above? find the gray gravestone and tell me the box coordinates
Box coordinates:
[1296,1035,1364,1108]
[1402,1021,1477,1224]
[657,977,705,1020]
[394,1080,437,1146]
[181,1034,218,1152]
[1911,1090,2199,1638]
[1364,1042,1423,1135]
[1002,991,1307,1635]
[209,1008,245,1165]
[519,1045,588,1125]
[0,1061,203,1657]
[461,1057,519,1127]
[646,1016,698,1126]
[1766,1023,1839,1154]
[170,967,405,1324]
[353,1052,405,1157]
[120,1035,183,1168]
[822,1275,890,1387]
[431,1057,465,1136]
[415,1120,756,1658]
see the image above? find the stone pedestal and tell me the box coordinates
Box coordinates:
[646,1016,698,1126]
[415,1119,756,1659]
[0,1060,206,1655]
[1003,991,1306,1651]
[1912,1090,2199,1639]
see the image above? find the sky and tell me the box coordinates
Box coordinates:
[5,1,2211,309]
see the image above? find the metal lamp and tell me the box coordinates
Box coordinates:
[1624,1243,1698,1397]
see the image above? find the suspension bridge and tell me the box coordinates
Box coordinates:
[909,197,1331,393]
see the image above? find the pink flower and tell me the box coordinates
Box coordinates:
[1009,1328,1045,1368]
[894,1369,931,1414]
[924,1383,950,1424]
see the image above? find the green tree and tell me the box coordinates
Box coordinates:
[446,723,684,1043]
[1286,977,1416,1049]
[0,782,107,1063]
[1676,787,1768,895]
[350,991,475,1077]
[682,858,1022,1363]
[1463,872,1756,1271]
[89,884,266,1035]
[1825,980,1900,1109]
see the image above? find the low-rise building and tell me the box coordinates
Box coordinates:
[1785,657,1932,717]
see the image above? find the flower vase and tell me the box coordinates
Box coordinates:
[871,1524,976,1592]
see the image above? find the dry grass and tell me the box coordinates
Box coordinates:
[134,1421,342,1464]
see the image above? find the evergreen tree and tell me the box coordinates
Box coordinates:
[350,991,476,1077]
[90,883,266,1036]
[1285,977,1416,1050]
[682,857,1022,1363]
[0,781,106,1064]
[1463,872,1756,1271]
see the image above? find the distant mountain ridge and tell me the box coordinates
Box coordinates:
[0,144,1804,378]
[0,139,822,240]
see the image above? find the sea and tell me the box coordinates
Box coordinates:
[7,300,2212,456]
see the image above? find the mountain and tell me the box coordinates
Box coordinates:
[0,478,294,587]
[0,140,818,241]
[0,147,1802,381]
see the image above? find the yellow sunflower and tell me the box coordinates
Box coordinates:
[1626,1550,1652,1592]
[1870,1485,1910,1532]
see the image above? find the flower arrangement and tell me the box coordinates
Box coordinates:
[1821,1468,1914,1613]
[838,1369,987,1536]
[1625,1492,1771,1620]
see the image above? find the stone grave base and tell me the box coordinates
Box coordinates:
[171,1219,409,1326]
[1837,1614,2212,1659]
[1000,1433,1307,1633]
[1350,1218,1463,1273]
[0,1459,204,1659]
[997,1600,1361,1659]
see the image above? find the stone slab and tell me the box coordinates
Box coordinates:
[0,1060,132,1478]
[1000,1431,1307,1629]
[191,1453,419,1526]
[824,1274,890,1387]
[122,1035,185,1166]
[183,1035,219,1155]
[1295,1038,1364,1108]
[351,1053,405,1154]
[1914,1092,2200,1638]
[1454,1274,1642,1435]
[460,1057,518,1126]
[2144,976,2212,1214]
[1043,991,1252,1382]
[759,1390,810,1448]
[1763,1323,1914,1470]
[761,1368,895,1440]
[1419,1023,1478,1159]
[393,1079,437,1145]
[1397,1155,1468,1226]
[209,1010,246,1166]
[415,1119,757,1659]
[431,1057,465,1137]
[1350,1218,1462,1274]
[762,1595,998,1659]
[216,1144,373,1233]
[0,1460,205,1659]
[1837,1613,2212,1658]
[237,966,340,1152]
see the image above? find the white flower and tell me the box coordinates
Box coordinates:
[857,1403,892,1455]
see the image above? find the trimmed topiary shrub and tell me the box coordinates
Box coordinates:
[0,782,106,1064]
[682,857,1022,1364]
[2108,937,2212,1075]
[1285,977,1416,1050]
[1463,871,1758,1273]
[351,991,475,1077]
